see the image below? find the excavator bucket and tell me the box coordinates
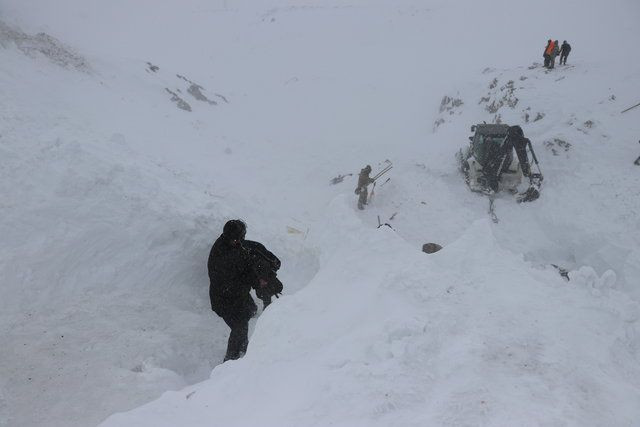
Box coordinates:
[517,186,539,203]
[517,173,543,203]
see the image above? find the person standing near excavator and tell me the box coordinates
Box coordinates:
[355,165,375,210]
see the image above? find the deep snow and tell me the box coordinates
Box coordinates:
[0,0,639,426]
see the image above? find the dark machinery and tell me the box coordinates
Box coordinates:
[457,123,543,203]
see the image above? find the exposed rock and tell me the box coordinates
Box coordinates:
[0,20,90,72]
[214,94,229,104]
[177,74,218,105]
[164,88,192,112]
[146,62,159,73]
[544,138,572,156]
[422,243,442,254]
[433,118,445,131]
[439,96,464,113]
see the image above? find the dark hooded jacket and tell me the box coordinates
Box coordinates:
[208,234,258,322]
[208,235,283,321]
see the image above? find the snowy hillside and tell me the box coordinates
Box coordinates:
[1,0,639,426]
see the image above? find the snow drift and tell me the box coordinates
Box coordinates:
[103,212,640,426]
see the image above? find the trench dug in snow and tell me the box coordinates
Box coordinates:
[101,198,640,426]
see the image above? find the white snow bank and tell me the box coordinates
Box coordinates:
[0,43,304,426]
[103,211,640,426]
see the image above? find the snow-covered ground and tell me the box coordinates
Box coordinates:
[1,0,639,426]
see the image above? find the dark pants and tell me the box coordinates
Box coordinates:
[212,293,256,362]
[543,54,550,68]
[559,52,569,65]
[357,187,368,210]
[223,317,249,362]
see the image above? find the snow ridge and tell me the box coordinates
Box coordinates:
[0,20,90,72]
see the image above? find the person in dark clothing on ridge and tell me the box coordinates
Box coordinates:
[559,40,571,65]
[208,219,282,362]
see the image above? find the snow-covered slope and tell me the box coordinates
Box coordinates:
[1,0,639,426]
[103,217,640,426]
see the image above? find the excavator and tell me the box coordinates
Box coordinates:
[457,123,543,203]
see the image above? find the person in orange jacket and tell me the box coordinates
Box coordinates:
[548,40,560,69]
[543,39,553,68]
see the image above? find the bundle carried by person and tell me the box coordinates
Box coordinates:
[242,240,283,303]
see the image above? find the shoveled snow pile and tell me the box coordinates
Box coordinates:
[0,39,238,427]
[0,0,639,426]
[102,212,640,426]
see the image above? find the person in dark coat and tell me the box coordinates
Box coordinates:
[559,41,571,65]
[208,220,283,361]
[208,220,257,361]
[355,165,374,210]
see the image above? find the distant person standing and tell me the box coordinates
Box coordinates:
[548,40,560,69]
[355,165,374,210]
[559,40,571,65]
[543,39,553,68]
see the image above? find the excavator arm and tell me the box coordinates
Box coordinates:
[516,140,543,203]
